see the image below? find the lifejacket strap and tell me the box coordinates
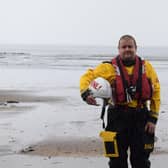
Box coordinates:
[116,56,128,101]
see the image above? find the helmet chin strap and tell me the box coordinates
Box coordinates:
[100,99,108,129]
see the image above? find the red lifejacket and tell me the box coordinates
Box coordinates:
[112,55,153,104]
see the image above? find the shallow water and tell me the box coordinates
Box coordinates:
[0,45,168,70]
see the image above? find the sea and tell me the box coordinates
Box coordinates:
[0,44,167,106]
[0,45,168,70]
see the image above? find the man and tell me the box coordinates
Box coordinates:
[79,35,160,168]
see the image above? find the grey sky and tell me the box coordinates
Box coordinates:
[0,0,168,46]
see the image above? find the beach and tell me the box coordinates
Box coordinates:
[0,46,168,167]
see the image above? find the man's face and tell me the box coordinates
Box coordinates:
[118,39,137,61]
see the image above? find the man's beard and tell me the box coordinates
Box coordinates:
[122,52,135,61]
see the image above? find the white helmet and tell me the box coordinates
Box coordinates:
[89,77,112,99]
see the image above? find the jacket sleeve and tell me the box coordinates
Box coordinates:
[80,63,116,94]
[145,60,160,124]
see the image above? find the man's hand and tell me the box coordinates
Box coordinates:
[81,89,99,106]
[86,95,99,105]
[145,121,156,134]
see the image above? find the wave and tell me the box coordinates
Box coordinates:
[0,52,31,56]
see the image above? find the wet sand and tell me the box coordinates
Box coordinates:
[19,136,168,157]
[20,136,103,157]
[0,90,65,103]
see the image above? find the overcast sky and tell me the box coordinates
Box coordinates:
[0,0,168,46]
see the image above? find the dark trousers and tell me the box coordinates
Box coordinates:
[106,106,154,168]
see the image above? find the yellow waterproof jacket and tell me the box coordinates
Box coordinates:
[80,60,160,122]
